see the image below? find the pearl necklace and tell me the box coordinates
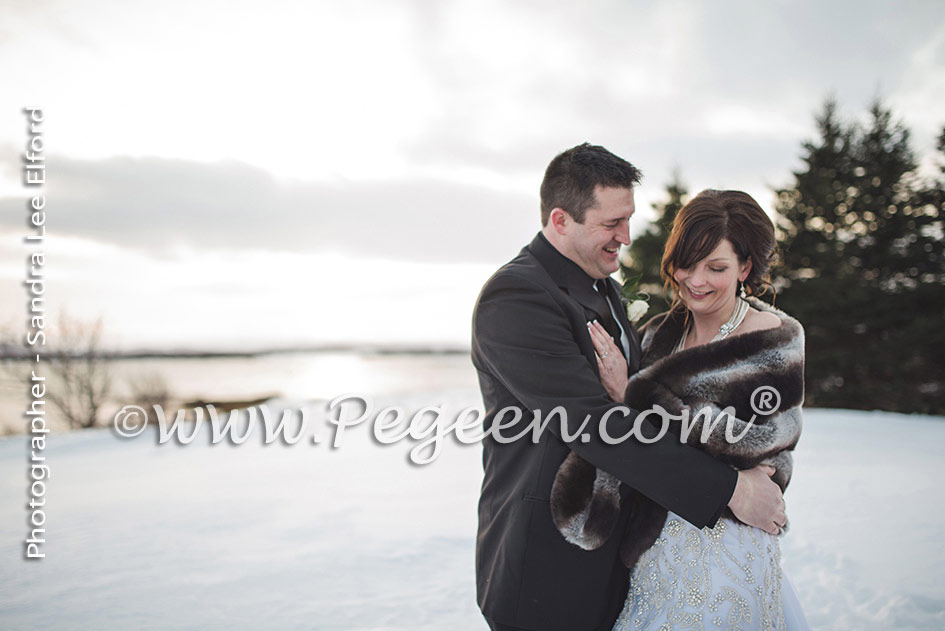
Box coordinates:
[675,297,750,352]
[718,297,750,339]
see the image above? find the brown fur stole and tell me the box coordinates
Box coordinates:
[549,297,805,570]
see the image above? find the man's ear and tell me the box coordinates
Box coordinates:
[739,257,753,282]
[549,208,571,235]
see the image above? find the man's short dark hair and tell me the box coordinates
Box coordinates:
[539,143,643,225]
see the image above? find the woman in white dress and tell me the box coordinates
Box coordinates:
[583,189,809,629]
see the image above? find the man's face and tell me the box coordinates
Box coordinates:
[562,186,634,279]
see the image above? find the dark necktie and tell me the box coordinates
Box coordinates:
[595,279,626,358]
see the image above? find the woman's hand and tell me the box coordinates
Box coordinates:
[588,320,628,402]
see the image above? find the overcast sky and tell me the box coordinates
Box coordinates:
[1,0,943,349]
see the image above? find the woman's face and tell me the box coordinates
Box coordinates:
[673,238,751,317]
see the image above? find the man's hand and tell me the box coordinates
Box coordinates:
[728,464,787,535]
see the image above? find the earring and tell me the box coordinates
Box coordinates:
[738,280,747,299]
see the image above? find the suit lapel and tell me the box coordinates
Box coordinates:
[572,278,614,324]
[527,233,640,370]
[527,233,612,322]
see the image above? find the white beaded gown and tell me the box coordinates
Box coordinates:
[611,512,809,630]
[612,317,810,631]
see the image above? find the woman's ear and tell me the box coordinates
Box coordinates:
[739,257,753,282]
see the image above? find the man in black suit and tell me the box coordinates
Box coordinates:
[471,143,785,631]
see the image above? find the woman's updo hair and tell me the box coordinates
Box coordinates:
[661,189,777,307]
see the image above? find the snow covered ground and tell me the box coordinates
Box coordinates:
[1,389,943,630]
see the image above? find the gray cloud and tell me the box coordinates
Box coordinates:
[4,1,943,266]
[0,154,539,264]
[398,0,945,179]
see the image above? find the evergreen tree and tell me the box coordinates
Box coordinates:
[620,172,688,314]
[909,127,945,406]
[775,100,944,413]
[775,98,856,283]
[916,126,945,285]
[849,102,919,286]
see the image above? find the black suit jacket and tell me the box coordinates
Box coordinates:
[471,233,737,631]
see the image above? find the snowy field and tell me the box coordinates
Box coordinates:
[1,388,944,630]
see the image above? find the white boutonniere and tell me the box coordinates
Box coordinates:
[619,273,650,325]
